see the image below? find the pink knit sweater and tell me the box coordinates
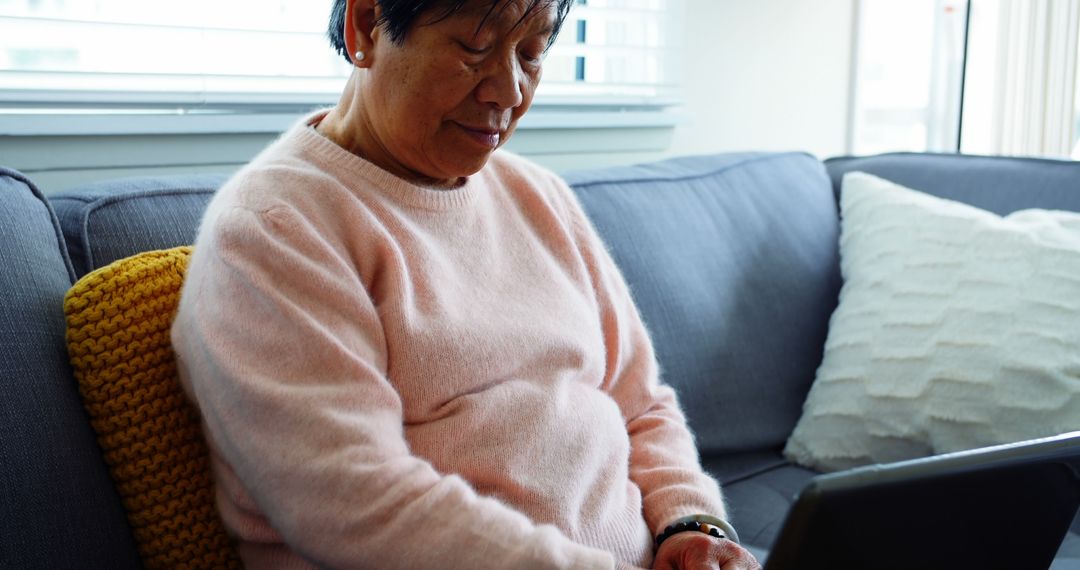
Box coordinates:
[172,112,725,569]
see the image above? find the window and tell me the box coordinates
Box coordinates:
[849,0,968,155]
[0,0,681,134]
[1072,6,1080,159]
[960,0,1079,158]
[542,0,680,104]
[1076,36,1080,158]
[850,0,1080,159]
[0,0,349,108]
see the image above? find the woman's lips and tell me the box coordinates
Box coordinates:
[457,123,501,148]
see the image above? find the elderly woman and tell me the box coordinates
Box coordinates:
[171,1,760,569]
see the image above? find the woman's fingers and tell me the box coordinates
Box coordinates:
[653,532,762,570]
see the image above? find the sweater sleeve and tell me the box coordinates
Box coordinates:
[556,183,728,536]
[172,204,613,570]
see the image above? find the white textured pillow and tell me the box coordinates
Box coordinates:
[784,172,1080,472]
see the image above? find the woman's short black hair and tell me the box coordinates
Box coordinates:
[327,0,574,64]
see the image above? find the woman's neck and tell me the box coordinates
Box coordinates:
[314,75,465,191]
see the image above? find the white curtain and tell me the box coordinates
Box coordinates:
[991,0,1079,158]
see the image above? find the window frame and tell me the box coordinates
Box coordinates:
[0,0,683,136]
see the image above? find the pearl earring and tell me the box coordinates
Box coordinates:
[355,50,366,63]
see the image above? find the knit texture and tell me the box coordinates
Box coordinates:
[171,111,725,569]
[786,172,1080,472]
[64,246,240,570]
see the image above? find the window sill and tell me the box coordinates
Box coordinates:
[0,105,682,136]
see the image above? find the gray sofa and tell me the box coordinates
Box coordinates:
[2,150,1077,568]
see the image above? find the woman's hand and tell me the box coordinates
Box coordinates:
[652,532,762,570]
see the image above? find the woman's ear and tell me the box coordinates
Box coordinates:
[344,0,379,67]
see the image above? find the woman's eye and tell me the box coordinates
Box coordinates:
[458,41,491,55]
[521,49,543,64]
[520,38,547,64]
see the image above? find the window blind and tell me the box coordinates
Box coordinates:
[0,0,680,114]
[540,0,681,106]
[0,0,350,110]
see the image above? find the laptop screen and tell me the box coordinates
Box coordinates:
[765,432,1080,570]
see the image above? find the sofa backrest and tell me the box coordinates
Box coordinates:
[564,153,842,456]
[50,174,225,277]
[825,152,1080,215]
[49,154,843,460]
[0,168,141,569]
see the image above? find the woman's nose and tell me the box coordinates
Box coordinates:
[475,55,525,110]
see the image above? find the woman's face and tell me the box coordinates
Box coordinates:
[358,1,555,184]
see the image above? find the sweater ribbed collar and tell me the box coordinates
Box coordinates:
[290,110,482,212]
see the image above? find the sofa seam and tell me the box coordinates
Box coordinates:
[49,195,96,205]
[721,460,794,487]
[823,151,1080,168]
[568,152,818,191]
[76,187,216,273]
[1,166,78,283]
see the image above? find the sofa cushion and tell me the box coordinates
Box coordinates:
[825,152,1080,215]
[786,172,1080,472]
[64,247,240,569]
[701,452,817,551]
[0,167,140,568]
[50,174,224,277]
[1058,518,1080,569]
[565,153,842,455]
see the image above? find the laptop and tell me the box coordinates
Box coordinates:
[763,431,1080,570]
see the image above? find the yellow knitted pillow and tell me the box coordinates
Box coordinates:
[64,247,240,570]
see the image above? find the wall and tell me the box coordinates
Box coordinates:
[0,0,856,194]
[668,0,857,160]
[1,131,273,194]
[0,124,674,195]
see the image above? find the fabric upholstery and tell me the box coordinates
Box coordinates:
[787,173,1080,472]
[565,153,842,455]
[824,153,1080,565]
[1058,516,1080,568]
[50,174,223,277]
[821,155,1080,563]
[0,167,141,569]
[825,152,1080,215]
[3,151,1071,566]
[701,453,816,551]
[64,246,239,569]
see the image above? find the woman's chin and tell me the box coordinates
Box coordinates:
[437,152,495,181]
